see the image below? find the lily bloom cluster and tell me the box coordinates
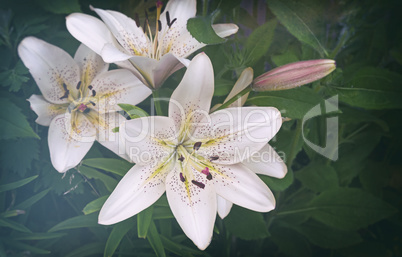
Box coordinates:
[18,0,336,251]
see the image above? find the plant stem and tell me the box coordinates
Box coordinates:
[213,86,252,112]
[152,90,164,116]
[286,120,303,166]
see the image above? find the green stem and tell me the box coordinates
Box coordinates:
[152,90,164,116]
[276,207,318,216]
[213,86,252,112]
[286,120,303,166]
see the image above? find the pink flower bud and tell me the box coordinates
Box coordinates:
[252,59,336,91]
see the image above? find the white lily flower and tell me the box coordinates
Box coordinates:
[18,37,151,173]
[66,0,239,89]
[99,53,283,249]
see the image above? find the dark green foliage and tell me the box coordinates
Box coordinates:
[0,0,401,256]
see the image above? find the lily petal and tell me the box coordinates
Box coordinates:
[74,44,109,88]
[191,107,282,165]
[212,23,239,38]
[66,13,116,56]
[223,67,253,107]
[169,53,214,136]
[91,6,149,57]
[89,69,151,113]
[99,159,173,225]
[18,37,80,104]
[120,116,177,164]
[166,162,216,250]
[28,95,67,126]
[213,163,275,212]
[152,53,185,90]
[241,144,287,179]
[101,43,133,63]
[217,195,233,219]
[48,114,95,173]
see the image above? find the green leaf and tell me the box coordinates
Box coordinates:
[48,213,99,232]
[244,19,277,65]
[271,225,311,257]
[0,98,39,140]
[3,240,50,254]
[267,0,327,57]
[0,210,25,218]
[187,12,226,45]
[0,175,37,193]
[14,188,50,210]
[79,166,118,192]
[0,61,29,92]
[34,0,81,14]
[153,207,174,220]
[147,221,166,257]
[137,206,154,238]
[0,138,40,176]
[297,220,362,249]
[224,205,269,240]
[104,219,134,257]
[0,218,32,233]
[82,195,109,215]
[246,87,325,119]
[295,162,339,193]
[12,232,66,240]
[118,103,149,119]
[309,188,397,230]
[65,242,105,257]
[259,168,294,192]
[82,158,133,177]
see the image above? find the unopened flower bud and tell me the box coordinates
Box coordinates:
[252,59,336,91]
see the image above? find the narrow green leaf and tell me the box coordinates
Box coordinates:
[34,0,81,14]
[14,188,50,210]
[82,158,133,177]
[104,219,134,257]
[246,87,326,119]
[118,103,149,119]
[48,213,99,232]
[187,12,226,45]
[245,19,277,65]
[147,221,166,257]
[0,210,25,218]
[295,162,339,193]
[0,218,32,233]
[267,0,328,57]
[0,98,39,140]
[65,242,105,257]
[309,188,397,230]
[297,220,362,249]
[82,195,109,215]
[224,205,269,240]
[3,240,50,254]
[12,232,66,240]
[0,175,38,193]
[138,206,154,238]
[79,166,118,192]
[153,207,174,220]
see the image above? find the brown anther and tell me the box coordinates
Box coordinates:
[158,20,162,31]
[191,180,205,189]
[178,155,184,162]
[193,142,202,151]
[59,90,69,100]
[210,156,219,161]
[92,90,96,97]
[180,173,186,182]
[206,173,212,180]
[89,101,96,106]
[76,81,81,90]
[88,85,93,90]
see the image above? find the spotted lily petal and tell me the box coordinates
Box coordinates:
[166,162,217,250]
[241,144,287,178]
[89,69,152,114]
[74,44,109,87]
[18,37,80,103]
[27,95,68,126]
[99,158,173,225]
[213,163,275,212]
[48,114,95,173]
[190,107,282,165]
[169,53,214,137]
